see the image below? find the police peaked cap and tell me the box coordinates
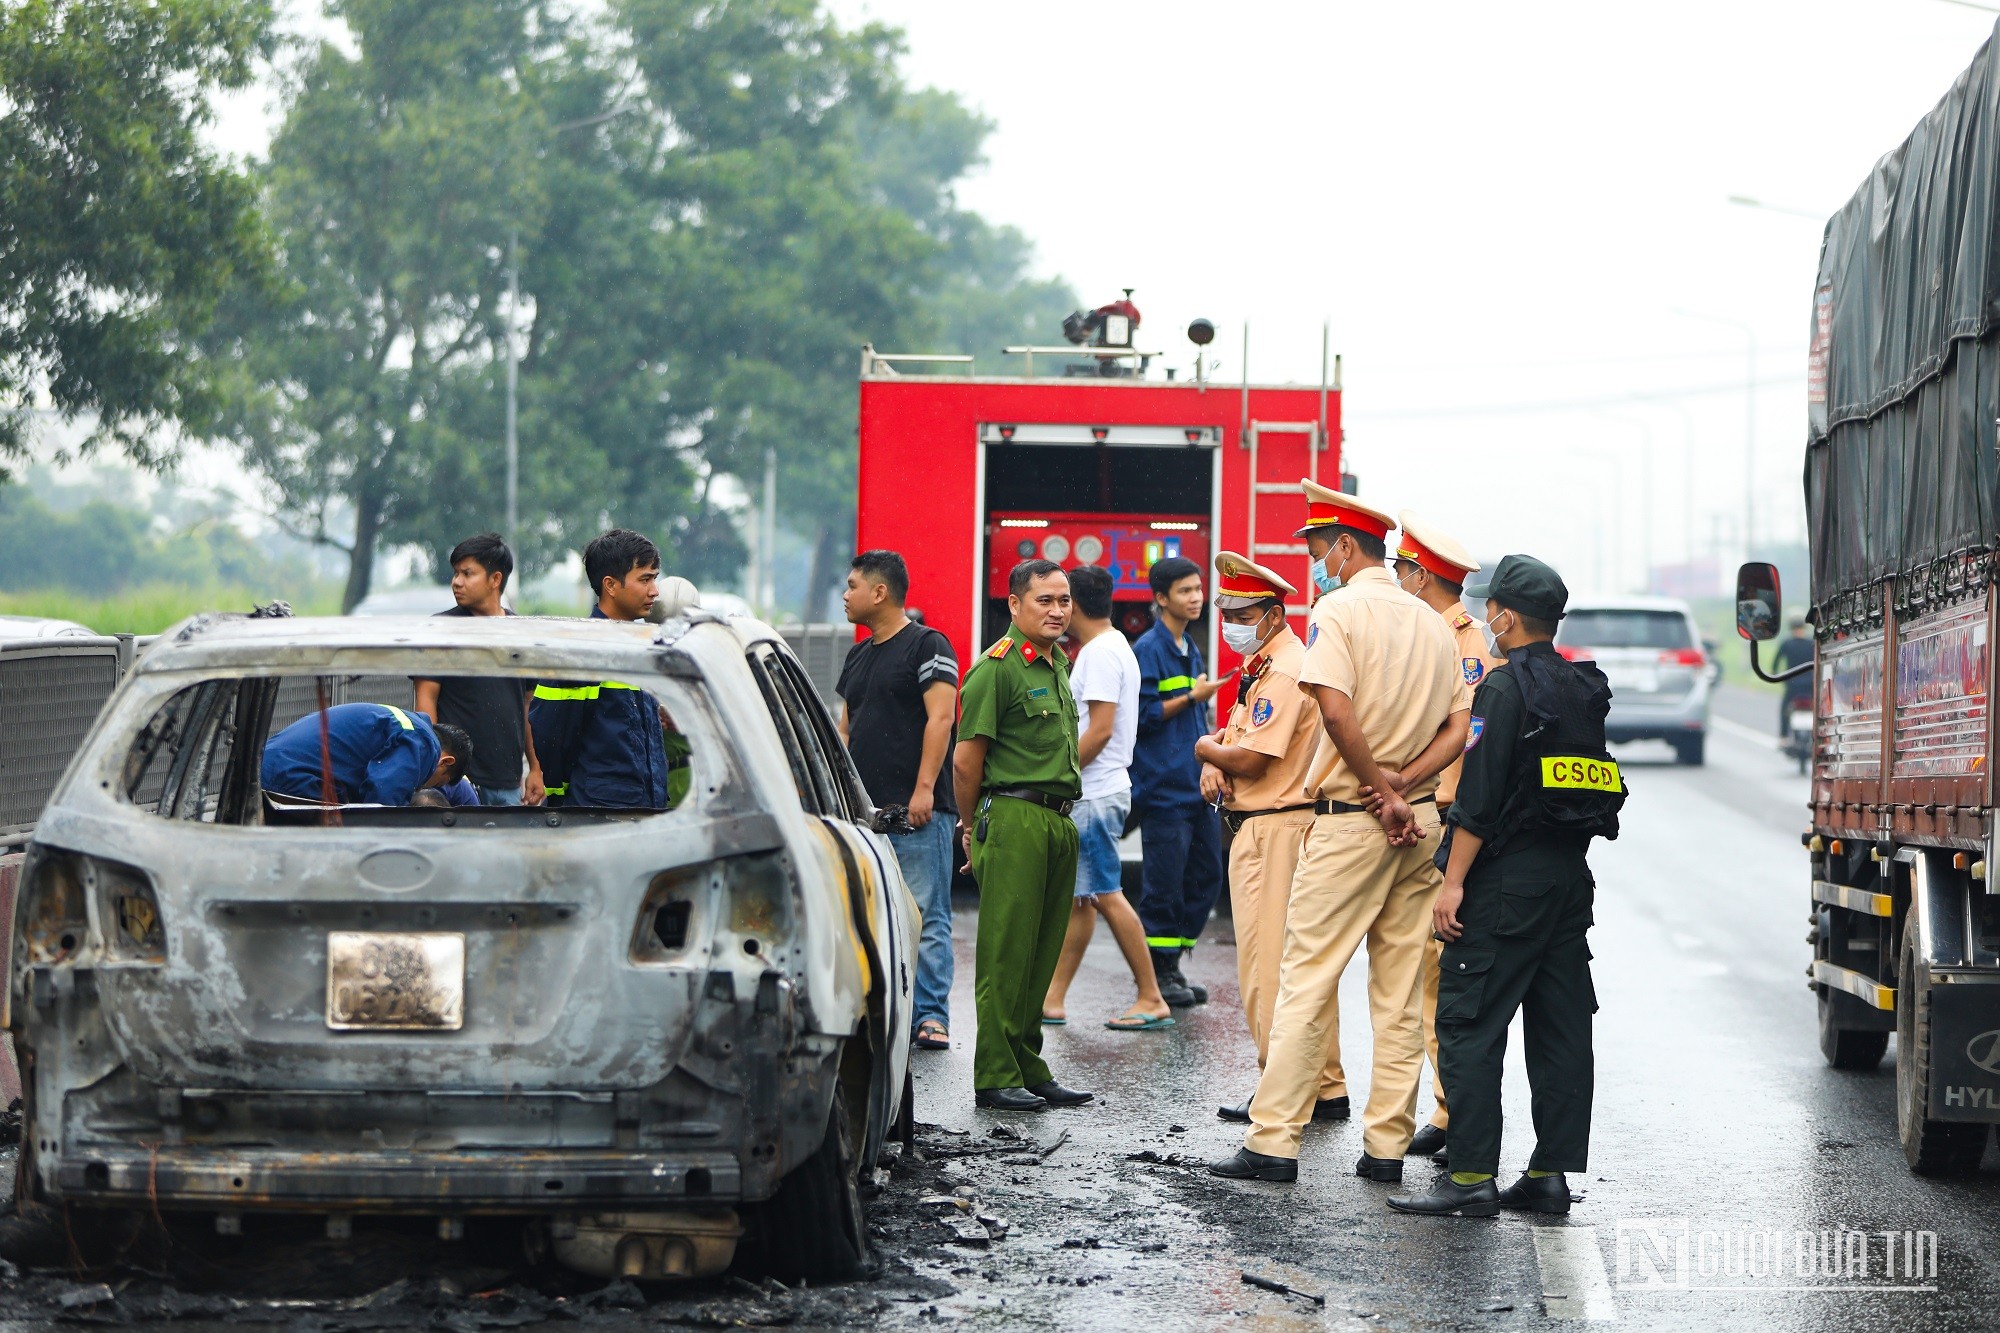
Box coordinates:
[1485,554,1569,621]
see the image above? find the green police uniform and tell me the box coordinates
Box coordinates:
[1435,557,1618,1181]
[958,633,1083,1092]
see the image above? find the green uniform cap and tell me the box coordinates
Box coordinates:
[957,635,1082,799]
[1486,554,1569,622]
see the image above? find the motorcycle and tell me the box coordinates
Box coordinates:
[1784,702,1813,775]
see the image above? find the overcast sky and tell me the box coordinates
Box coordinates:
[202,0,2000,599]
[827,0,1999,596]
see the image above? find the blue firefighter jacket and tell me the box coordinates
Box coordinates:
[1132,619,1211,816]
[261,703,441,806]
[529,607,672,809]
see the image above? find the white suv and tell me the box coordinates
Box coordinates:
[1554,597,1712,765]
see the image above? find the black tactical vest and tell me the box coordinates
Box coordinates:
[1490,649,1626,852]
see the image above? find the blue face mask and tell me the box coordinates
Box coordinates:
[1310,555,1341,596]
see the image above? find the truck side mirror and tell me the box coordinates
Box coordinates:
[1735,562,1782,642]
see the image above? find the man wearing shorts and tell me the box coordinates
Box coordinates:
[1042,565,1174,1031]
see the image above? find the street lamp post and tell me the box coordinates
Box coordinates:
[1672,309,1757,559]
[1599,414,1656,592]
[505,231,519,554]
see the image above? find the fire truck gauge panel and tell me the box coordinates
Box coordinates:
[987,511,1208,601]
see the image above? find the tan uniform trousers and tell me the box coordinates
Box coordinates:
[1246,804,1443,1160]
[1421,934,1449,1129]
[1228,807,1345,1099]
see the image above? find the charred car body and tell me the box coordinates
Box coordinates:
[7,611,917,1279]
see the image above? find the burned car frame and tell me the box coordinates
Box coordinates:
[7,611,917,1281]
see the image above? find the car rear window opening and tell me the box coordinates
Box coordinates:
[1558,611,1694,651]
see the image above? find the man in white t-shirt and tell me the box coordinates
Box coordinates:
[1042,565,1176,1030]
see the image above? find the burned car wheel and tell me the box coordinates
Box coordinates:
[748,1098,868,1282]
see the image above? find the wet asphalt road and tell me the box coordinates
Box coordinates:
[1,684,1995,1328]
[878,684,2000,1330]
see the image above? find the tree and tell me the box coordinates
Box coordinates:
[218,0,1071,612]
[209,0,591,609]
[0,0,273,464]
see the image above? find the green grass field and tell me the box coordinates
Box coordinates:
[0,585,343,636]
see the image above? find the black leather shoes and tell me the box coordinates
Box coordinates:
[1354,1152,1403,1182]
[1497,1172,1572,1214]
[1218,1096,1345,1124]
[1207,1148,1297,1182]
[1027,1080,1093,1107]
[1387,1174,1501,1217]
[974,1087,1047,1112]
[1408,1124,1448,1157]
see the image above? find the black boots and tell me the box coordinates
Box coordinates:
[1151,947,1208,1008]
[1150,948,1198,1007]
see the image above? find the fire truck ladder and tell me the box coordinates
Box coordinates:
[1246,419,1325,620]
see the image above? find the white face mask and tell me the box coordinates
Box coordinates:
[1221,620,1265,654]
[1484,609,1514,657]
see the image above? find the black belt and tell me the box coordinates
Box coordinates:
[1314,793,1437,816]
[1221,803,1316,833]
[990,787,1077,817]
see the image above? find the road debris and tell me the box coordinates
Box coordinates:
[1242,1272,1327,1306]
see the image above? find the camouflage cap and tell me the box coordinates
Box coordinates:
[1485,554,1569,621]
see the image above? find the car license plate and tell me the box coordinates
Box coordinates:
[325,932,465,1031]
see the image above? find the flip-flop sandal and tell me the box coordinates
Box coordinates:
[913,1022,950,1050]
[1104,1011,1176,1031]
[1041,1015,1067,1026]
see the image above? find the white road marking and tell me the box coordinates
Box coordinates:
[1533,1225,1618,1320]
[1709,715,1781,751]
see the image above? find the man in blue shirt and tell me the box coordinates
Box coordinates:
[1132,555,1225,1008]
[262,703,472,806]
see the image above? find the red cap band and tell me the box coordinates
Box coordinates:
[1303,500,1390,539]
[1219,570,1282,598]
[1396,535,1472,579]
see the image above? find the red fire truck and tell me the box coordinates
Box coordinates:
[854,309,1348,670]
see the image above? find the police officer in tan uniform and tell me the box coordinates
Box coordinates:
[1195,552,1346,1125]
[1391,511,1501,1161]
[1209,483,1472,1184]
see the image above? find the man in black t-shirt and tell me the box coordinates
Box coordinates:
[837,550,959,1051]
[414,533,545,805]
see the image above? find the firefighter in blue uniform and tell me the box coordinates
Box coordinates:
[261,702,469,806]
[1388,555,1624,1218]
[1131,554,1224,1008]
[531,528,684,809]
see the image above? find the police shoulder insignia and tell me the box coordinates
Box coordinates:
[1466,716,1485,750]
[987,637,1014,660]
[1452,610,1473,631]
[1462,656,1484,685]
[1307,622,1319,648]
[1251,697,1275,727]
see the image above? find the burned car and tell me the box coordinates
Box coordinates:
[7,611,917,1281]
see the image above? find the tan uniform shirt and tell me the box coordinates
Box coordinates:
[1297,566,1472,804]
[1437,610,1504,807]
[1219,625,1319,811]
